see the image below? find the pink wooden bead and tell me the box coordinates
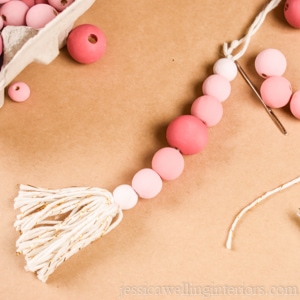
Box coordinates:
[113,184,138,210]
[132,168,163,199]
[67,24,107,64]
[0,1,29,26]
[290,90,300,119]
[48,0,74,11]
[255,48,287,78]
[8,82,30,102]
[166,115,208,155]
[202,74,231,102]
[26,4,58,29]
[260,76,292,108]
[191,95,223,127]
[284,0,300,28]
[152,147,184,181]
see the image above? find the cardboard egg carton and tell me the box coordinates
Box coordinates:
[0,0,96,108]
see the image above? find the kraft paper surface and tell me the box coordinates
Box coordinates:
[0,1,299,299]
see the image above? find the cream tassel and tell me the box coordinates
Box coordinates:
[14,184,123,283]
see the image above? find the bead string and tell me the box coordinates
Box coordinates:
[223,0,282,60]
[14,0,296,282]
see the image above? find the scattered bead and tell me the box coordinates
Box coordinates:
[8,82,30,102]
[132,168,163,199]
[260,76,292,108]
[26,4,58,29]
[0,1,29,26]
[290,90,300,119]
[255,48,287,78]
[284,0,300,28]
[113,184,138,210]
[67,24,107,64]
[202,74,231,102]
[213,58,238,81]
[191,95,223,127]
[166,115,208,155]
[152,147,184,181]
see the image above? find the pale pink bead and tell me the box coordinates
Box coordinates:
[191,95,223,127]
[202,74,231,102]
[255,48,287,78]
[213,58,237,81]
[113,184,138,210]
[8,82,30,102]
[47,0,74,11]
[0,1,29,26]
[132,168,163,199]
[260,76,292,108]
[26,4,58,29]
[290,90,300,119]
[152,147,184,181]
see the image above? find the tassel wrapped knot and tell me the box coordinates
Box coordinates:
[14,184,123,283]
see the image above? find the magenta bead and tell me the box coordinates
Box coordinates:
[67,24,106,64]
[26,4,58,29]
[152,147,184,181]
[166,115,208,155]
[0,1,29,26]
[202,74,231,102]
[8,82,30,102]
[284,0,300,28]
[290,90,300,119]
[191,95,223,127]
[260,76,292,108]
[255,48,287,78]
[132,168,163,199]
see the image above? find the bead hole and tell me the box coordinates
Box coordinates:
[14,86,20,91]
[88,34,98,44]
[1,15,6,22]
[61,0,68,5]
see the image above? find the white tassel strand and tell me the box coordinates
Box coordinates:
[14,185,123,283]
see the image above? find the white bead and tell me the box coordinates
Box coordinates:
[213,58,237,81]
[113,184,138,210]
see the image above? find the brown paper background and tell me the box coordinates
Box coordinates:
[1,1,300,299]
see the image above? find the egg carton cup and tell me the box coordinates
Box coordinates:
[0,0,96,108]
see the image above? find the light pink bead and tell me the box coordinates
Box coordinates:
[284,0,300,28]
[255,48,287,78]
[0,1,29,26]
[26,4,58,29]
[166,115,208,155]
[202,74,231,102]
[260,76,292,108]
[213,58,237,81]
[152,147,184,181]
[113,184,138,210]
[290,90,300,119]
[191,95,223,127]
[132,168,163,199]
[8,82,30,102]
[48,0,74,11]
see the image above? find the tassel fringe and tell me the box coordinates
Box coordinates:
[14,184,123,283]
